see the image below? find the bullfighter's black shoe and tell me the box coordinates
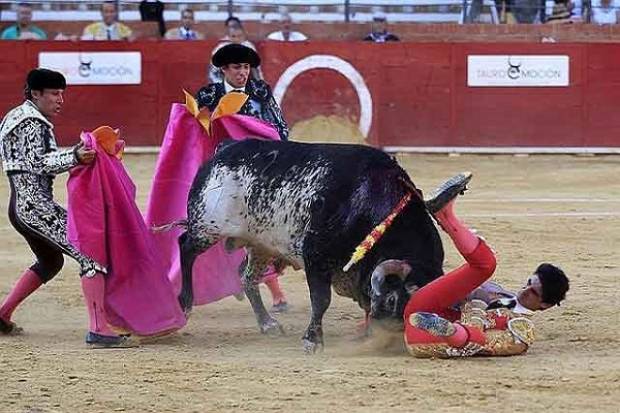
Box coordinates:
[408,312,456,337]
[0,317,23,336]
[85,332,139,349]
[425,172,472,214]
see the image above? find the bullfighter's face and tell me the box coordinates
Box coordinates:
[517,274,553,311]
[222,63,250,89]
[31,88,65,119]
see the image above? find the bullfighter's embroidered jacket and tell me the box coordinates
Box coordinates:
[0,100,105,276]
[406,298,535,358]
[196,79,289,141]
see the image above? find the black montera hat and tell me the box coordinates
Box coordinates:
[26,68,67,91]
[212,43,261,68]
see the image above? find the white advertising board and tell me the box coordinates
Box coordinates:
[38,51,141,85]
[467,55,569,87]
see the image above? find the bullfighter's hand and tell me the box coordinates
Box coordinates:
[75,142,96,165]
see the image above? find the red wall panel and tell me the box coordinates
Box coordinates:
[452,43,586,147]
[0,40,619,148]
[584,44,620,146]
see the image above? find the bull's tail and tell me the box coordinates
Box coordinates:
[151,219,188,233]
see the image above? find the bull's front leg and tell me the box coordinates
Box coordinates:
[302,264,332,354]
[242,248,284,335]
[178,232,213,316]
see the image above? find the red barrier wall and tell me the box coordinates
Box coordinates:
[1,40,619,148]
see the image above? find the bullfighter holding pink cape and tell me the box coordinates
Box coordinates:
[67,127,187,339]
[145,91,284,309]
[65,91,285,346]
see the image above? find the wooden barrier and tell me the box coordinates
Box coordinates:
[0,39,619,149]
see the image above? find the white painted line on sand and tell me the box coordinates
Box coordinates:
[462,212,620,218]
[460,198,620,203]
[383,146,620,154]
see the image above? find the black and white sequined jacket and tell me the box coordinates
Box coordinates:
[0,100,78,176]
[195,79,289,141]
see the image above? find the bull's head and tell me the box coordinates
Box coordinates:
[369,259,418,328]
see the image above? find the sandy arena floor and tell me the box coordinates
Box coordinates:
[0,153,619,413]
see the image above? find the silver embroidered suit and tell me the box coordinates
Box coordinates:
[0,100,105,276]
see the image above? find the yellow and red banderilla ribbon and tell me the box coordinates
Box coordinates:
[342,192,413,272]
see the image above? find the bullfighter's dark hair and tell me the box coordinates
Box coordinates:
[24,68,66,100]
[536,263,569,306]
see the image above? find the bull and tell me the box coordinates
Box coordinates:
[178,139,445,353]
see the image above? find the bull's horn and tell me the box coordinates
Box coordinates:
[370,259,412,296]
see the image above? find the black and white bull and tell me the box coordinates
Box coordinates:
[178,139,444,352]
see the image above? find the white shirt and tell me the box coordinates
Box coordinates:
[224,80,246,94]
[469,281,534,315]
[591,0,619,24]
[266,31,308,42]
[513,300,535,316]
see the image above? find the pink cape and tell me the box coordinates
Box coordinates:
[145,105,281,305]
[66,133,186,336]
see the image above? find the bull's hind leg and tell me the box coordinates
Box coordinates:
[178,231,213,315]
[302,262,332,354]
[242,248,284,335]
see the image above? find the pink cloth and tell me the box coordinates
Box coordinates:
[67,132,186,336]
[145,107,280,306]
[211,113,281,142]
[145,104,244,305]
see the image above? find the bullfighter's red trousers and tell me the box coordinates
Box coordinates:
[403,239,497,347]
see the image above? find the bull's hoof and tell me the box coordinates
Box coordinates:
[302,339,324,355]
[178,296,193,317]
[260,318,285,336]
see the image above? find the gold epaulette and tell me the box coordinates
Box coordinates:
[508,317,535,346]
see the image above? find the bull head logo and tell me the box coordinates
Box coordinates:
[78,54,93,78]
[507,56,521,80]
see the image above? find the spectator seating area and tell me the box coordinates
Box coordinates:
[1,0,620,41]
[0,0,500,24]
